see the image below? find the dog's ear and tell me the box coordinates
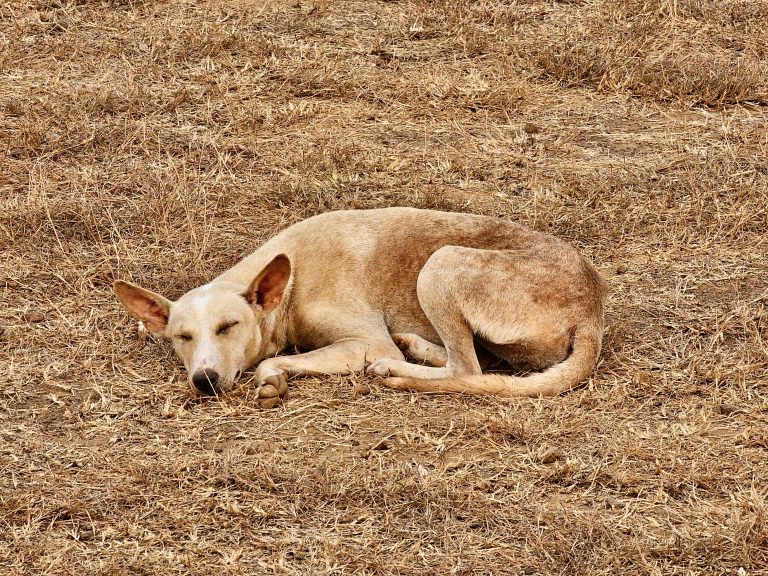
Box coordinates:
[113,280,172,335]
[243,254,291,313]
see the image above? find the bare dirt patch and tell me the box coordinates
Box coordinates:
[2,1,767,574]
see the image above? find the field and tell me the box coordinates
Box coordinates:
[2,0,768,574]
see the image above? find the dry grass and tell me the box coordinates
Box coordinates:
[535,0,768,107]
[2,0,767,574]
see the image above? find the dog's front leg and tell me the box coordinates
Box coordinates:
[253,338,403,408]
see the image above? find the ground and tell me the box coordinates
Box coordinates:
[1,1,767,574]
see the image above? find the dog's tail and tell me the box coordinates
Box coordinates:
[384,323,603,398]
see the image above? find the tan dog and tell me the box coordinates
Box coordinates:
[114,207,606,407]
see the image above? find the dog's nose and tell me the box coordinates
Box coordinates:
[192,368,220,395]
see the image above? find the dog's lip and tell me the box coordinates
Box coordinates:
[190,384,220,397]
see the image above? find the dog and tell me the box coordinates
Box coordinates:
[114,207,606,407]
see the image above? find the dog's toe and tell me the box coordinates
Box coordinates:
[367,358,393,377]
[256,377,288,409]
[263,373,289,397]
[257,396,281,410]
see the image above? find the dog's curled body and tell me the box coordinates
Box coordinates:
[115,207,606,400]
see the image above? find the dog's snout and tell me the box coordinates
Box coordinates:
[192,368,220,395]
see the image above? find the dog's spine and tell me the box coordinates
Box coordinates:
[385,324,603,397]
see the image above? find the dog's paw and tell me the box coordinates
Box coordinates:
[256,373,288,409]
[367,358,399,377]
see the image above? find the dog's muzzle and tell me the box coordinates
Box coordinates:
[192,368,220,395]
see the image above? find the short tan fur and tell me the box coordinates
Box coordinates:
[114,207,606,406]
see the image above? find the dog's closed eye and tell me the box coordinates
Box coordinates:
[177,333,193,342]
[216,321,239,336]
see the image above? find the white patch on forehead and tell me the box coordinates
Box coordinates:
[170,290,216,338]
[192,293,213,315]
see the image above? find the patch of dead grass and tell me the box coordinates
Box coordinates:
[535,0,768,106]
[1,0,768,574]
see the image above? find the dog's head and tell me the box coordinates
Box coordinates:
[113,255,290,395]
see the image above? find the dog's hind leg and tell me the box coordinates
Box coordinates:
[391,333,448,367]
[370,245,574,382]
[372,243,605,397]
[369,246,487,380]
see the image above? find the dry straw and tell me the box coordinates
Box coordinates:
[1,0,767,574]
